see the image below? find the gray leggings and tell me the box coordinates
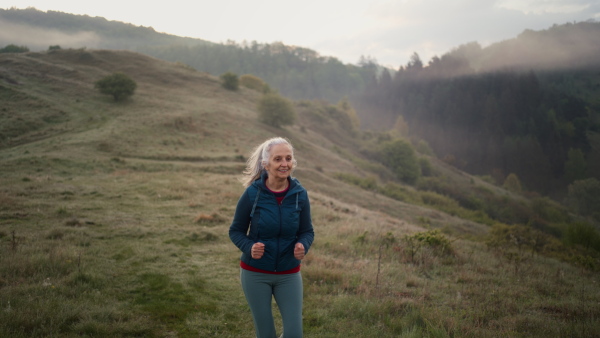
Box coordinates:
[240,268,303,338]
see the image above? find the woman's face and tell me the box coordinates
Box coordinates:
[265,144,293,180]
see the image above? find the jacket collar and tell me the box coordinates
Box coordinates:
[254,171,304,194]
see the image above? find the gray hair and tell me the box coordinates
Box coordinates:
[240,137,297,187]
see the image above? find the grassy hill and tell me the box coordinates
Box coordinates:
[1,49,599,337]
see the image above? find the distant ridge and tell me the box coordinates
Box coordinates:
[0,7,212,51]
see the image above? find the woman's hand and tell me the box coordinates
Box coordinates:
[251,242,265,259]
[294,243,305,260]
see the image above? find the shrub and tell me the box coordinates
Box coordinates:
[220,72,239,91]
[402,229,454,264]
[564,221,600,252]
[486,223,554,256]
[48,45,61,51]
[257,92,296,127]
[0,44,29,53]
[336,97,360,131]
[410,229,453,254]
[566,178,600,218]
[503,173,522,193]
[381,182,419,204]
[379,138,420,184]
[419,157,435,177]
[530,197,570,224]
[239,74,267,92]
[94,73,137,101]
[415,140,434,156]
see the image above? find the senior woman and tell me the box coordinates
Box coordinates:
[229,137,314,338]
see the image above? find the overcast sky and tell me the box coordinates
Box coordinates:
[3,0,599,68]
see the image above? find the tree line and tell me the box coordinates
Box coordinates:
[353,46,600,198]
[136,41,377,103]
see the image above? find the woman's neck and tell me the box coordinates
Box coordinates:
[266,177,289,192]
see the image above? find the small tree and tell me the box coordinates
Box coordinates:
[220,72,239,91]
[379,138,420,184]
[503,173,522,193]
[257,93,296,127]
[95,73,137,101]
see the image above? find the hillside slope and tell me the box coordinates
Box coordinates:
[0,48,482,232]
[1,49,598,337]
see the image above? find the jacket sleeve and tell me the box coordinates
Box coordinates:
[229,189,255,255]
[297,191,315,254]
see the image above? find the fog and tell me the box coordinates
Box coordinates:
[477,24,600,72]
[0,20,101,50]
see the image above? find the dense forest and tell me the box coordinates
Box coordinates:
[2,7,599,198]
[355,22,600,196]
[136,41,377,103]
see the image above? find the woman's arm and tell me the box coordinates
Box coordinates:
[296,192,315,254]
[228,190,255,255]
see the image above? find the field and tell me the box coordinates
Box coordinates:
[1,49,599,337]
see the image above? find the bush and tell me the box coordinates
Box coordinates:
[257,93,296,127]
[239,74,267,92]
[419,157,435,177]
[0,44,29,53]
[503,173,522,193]
[379,139,420,184]
[381,182,419,204]
[566,178,600,219]
[48,45,61,51]
[94,73,137,101]
[336,97,360,131]
[415,139,434,156]
[403,229,454,264]
[220,72,239,91]
[564,222,600,252]
[334,173,377,190]
[486,223,556,256]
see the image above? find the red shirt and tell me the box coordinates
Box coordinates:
[240,261,301,274]
[267,183,289,205]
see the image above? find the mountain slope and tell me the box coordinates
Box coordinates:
[1,49,599,337]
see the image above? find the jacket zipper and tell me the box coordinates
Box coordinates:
[275,198,283,272]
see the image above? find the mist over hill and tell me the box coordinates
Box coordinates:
[355,29,600,197]
[0,7,210,52]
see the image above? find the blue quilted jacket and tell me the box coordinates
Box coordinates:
[229,172,314,272]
